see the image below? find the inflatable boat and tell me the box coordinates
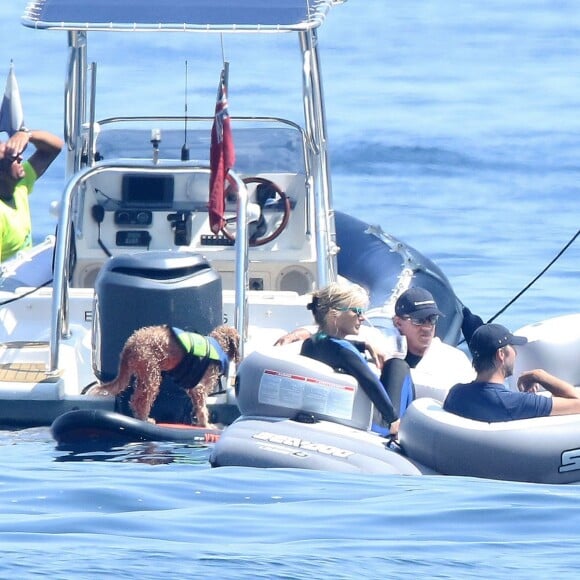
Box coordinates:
[334,211,465,345]
[209,347,436,475]
[398,313,580,484]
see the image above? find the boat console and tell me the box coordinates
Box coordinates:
[68,123,317,296]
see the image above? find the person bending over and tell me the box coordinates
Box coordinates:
[300,282,415,436]
[444,323,580,422]
[0,128,63,262]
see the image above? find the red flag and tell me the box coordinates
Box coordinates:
[208,67,235,234]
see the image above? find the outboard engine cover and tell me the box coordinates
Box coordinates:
[92,251,222,422]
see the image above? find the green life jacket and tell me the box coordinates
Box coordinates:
[174,329,223,363]
[169,327,229,389]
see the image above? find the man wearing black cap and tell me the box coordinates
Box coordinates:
[392,287,446,368]
[444,323,580,422]
[390,288,474,392]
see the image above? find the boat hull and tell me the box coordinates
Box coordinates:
[0,397,114,428]
[0,210,466,427]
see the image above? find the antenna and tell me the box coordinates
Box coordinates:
[181,60,190,161]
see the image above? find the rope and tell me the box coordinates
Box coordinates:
[487,228,579,323]
[0,278,52,306]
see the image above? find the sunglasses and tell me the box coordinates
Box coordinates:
[336,306,367,316]
[0,154,22,170]
[402,314,439,327]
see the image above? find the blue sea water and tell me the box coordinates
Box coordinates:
[0,1,579,578]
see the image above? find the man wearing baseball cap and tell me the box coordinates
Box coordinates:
[392,287,444,367]
[444,323,580,422]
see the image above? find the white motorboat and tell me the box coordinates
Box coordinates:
[0,0,469,428]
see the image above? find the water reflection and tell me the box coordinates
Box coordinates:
[54,440,213,465]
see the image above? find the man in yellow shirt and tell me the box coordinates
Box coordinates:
[0,128,63,261]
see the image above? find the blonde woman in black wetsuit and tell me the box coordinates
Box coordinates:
[300,282,415,437]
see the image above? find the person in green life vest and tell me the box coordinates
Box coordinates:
[0,128,63,261]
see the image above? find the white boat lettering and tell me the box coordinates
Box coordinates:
[252,432,353,458]
[299,441,353,458]
[558,448,580,473]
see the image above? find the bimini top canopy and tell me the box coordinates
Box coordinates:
[22,0,344,32]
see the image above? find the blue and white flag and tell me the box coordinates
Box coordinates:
[0,62,24,137]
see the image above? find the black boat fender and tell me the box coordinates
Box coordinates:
[51,409,222,447]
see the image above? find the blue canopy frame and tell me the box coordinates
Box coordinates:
[22,0,343,32]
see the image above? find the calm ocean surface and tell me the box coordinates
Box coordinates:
[1,1,579,578]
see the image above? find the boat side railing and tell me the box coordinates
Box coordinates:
[299,29,337,288]
[49,162,250,372]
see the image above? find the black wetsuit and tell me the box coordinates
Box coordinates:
[405,351,423,369]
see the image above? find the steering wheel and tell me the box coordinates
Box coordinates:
[221,176,291,247]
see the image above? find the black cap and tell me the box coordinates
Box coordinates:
[469,323,528,359]
[395,288,443,319]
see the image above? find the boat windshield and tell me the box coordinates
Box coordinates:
[94,121,307,175]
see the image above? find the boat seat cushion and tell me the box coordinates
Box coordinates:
[236,348,374,430]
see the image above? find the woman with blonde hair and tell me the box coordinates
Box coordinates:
[300,282,415,436]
